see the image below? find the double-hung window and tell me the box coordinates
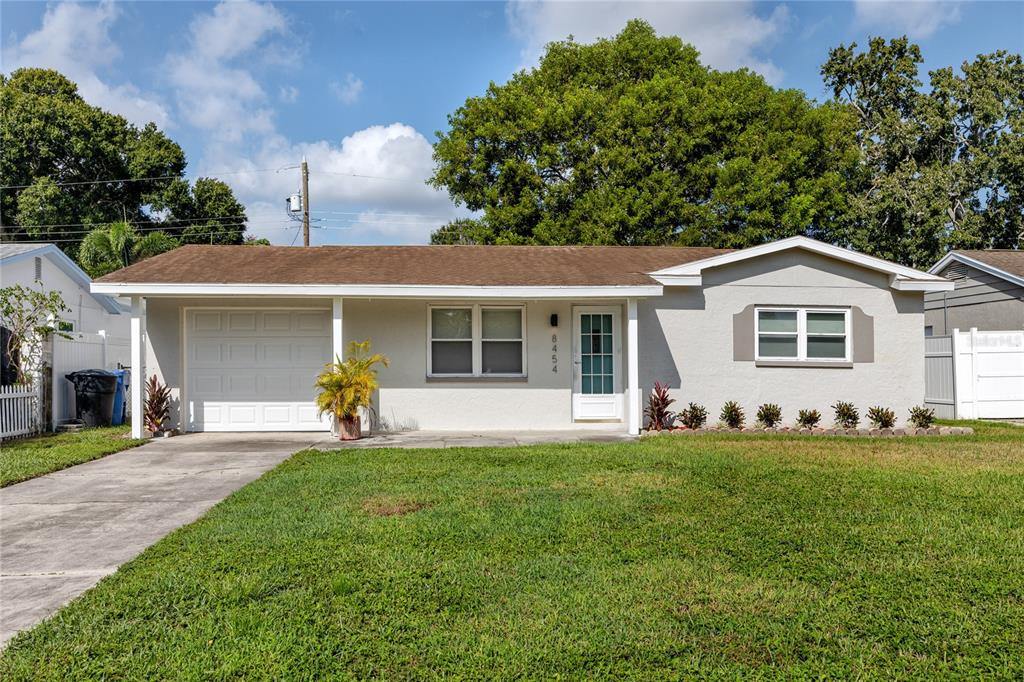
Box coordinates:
[755,307,849,362]
[428,305,525,377]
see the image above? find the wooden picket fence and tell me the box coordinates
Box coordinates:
[0,379,43,441]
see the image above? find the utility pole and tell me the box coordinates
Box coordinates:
[301,156,310,247]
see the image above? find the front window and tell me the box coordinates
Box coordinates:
[756,308,849,362]
[428,305,525,377]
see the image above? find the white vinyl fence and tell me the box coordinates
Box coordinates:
[0,379,43,440]
[925,328,1024,420]
[52,331,131,426]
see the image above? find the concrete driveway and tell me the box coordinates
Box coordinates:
[0,432,318,647]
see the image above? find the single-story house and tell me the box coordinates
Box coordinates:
[90,236,953,437]
[925,250,1024,336]
[1,243,127,386]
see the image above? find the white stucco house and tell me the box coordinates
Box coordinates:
[90,236,953,438]
[1,243,127,334]
[1,243,128,387]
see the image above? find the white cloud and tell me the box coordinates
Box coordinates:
[853,0,961,39]
[202,124,467,244]
[506,0,789,84]
[166,0,289,142]
[1,1,171,127]
[330,73,364,105]
[279,85,299,103]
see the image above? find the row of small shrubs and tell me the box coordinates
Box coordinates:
[646,390,937,430]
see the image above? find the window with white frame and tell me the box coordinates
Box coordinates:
[755,308,849,362]
[428,305,525,376]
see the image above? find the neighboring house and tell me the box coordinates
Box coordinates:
[91,236,952,437]
[0,243,127,336]
[1,244,128,385]
[925,250,1024,336]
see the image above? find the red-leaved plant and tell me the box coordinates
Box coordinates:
[644,381,676,431]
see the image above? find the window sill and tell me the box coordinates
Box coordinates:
[426,375,528,383]
[755,360,853,369]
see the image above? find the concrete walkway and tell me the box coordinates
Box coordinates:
[0,432,318,647]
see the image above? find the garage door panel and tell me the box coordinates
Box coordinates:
[186,308,330,432]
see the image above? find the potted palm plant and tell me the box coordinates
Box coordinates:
[314,340,388,440]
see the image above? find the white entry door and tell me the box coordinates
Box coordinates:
[185,308,331,431]
[572,307,623,421]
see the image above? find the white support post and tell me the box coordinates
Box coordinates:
[332,297,344,362]
[130,297,145,439]
[627,297,641,435]
[950,328,960,419]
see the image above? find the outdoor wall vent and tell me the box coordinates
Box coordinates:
[944,262,968,280]
[34,257,42,282]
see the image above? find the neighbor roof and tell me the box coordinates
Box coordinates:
[94,244,729,288]
[929,250,1024,287]
[0,242,125,314]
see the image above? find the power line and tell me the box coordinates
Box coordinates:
[0,167,286,191]
[311,209,455,219]
[0,215,271,230]
[317,170,424,182]
[13,225,299,244]
[0,222,301,238]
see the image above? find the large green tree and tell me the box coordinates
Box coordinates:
[430,20,859,248]
[0,68,249,255]
[822,38,1023,266]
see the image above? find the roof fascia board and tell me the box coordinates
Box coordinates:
[928,252,1024,288]
[890,278,955,292]
[651,274,702,286]
[3,244,124,314]
[90,282,665,299]
[649,236,948,290]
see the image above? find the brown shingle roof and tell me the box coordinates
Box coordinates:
[952,250,1024,280]
[94,244,730,287]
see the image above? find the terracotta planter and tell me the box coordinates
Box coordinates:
[337,415,362,440]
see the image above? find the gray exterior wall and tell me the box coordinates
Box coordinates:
[924,263,1024,335]
[639,250,926,427]
[142,250,927,432]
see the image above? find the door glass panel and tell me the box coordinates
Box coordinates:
[580,313,614,395]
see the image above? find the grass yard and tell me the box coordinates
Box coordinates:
[2,421,1022,679]
[0,426,145,487]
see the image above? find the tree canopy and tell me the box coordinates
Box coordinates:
[823,37,1023,267]
[0,68,249,259]
[430,21,1023,266]
[430,20,859,249]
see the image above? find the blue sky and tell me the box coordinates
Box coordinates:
[2,1,1022,245]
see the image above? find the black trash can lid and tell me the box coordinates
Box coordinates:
[66,369,116,379]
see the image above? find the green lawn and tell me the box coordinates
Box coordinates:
[2,422,1022,679]
[0,426,145,487]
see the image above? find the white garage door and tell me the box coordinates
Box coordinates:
[186,308,331,431]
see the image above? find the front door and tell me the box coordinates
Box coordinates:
[572,307,623,420]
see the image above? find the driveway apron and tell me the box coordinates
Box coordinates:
[0,432,316,647]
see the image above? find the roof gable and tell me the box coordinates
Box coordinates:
[650,236,953,292]
[0,243,124,314]
[929,250,1024,288]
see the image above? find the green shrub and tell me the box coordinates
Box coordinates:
[796,409,821,428]
[908,405,936,429]
[832,401,859,429]
[678,402,708,429]
[756,403,782,428]
[720,401,745,429]
[867,406,896,429]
